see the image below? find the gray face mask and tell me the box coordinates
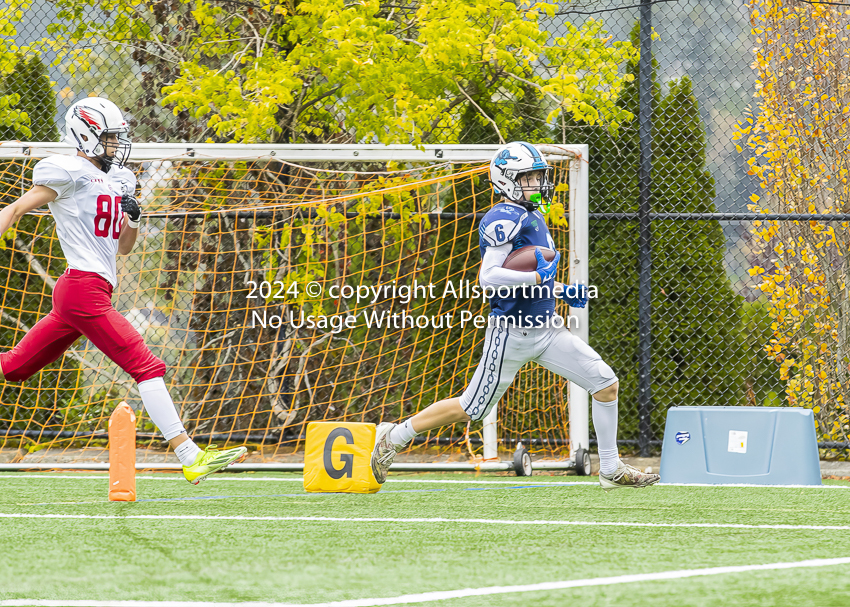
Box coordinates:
[517,168,554,212]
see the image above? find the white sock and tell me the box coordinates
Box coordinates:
[138,378,201,466]
[389,419,418,448]
[592,397,621,476]
[174,440,202,467]
[138,377,188,441]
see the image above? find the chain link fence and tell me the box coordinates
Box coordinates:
[5,0,849,456]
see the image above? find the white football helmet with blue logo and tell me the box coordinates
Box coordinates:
[489,141,554,211]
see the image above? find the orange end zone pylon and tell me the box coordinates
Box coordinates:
[108,402,137,502]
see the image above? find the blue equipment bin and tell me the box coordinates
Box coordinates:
[659,406,821,485]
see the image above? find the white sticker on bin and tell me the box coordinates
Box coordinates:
[728,430,748,454]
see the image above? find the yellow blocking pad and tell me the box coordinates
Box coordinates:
[304,422,382,493]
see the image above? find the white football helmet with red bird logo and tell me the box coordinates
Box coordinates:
[63,97,132,169]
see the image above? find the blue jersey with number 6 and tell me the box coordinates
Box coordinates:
[478,202,557,325]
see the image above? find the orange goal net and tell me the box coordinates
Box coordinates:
[0,143,587,468]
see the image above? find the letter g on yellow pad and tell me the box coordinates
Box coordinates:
[304,422,382,493]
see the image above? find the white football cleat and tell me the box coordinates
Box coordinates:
[599,461,660,490]
[370,422,397,484]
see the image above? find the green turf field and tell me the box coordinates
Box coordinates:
[0,472,848,606]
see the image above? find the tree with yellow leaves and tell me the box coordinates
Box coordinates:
[734,0,849,446]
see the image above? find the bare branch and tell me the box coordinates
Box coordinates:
[454,80,504,144]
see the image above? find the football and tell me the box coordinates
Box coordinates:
[502,246,558,272]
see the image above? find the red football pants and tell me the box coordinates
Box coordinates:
[0,269,166,383]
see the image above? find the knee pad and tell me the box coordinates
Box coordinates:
[593,361,618,392]
[598,361,617,384]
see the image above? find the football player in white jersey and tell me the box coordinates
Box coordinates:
[371,141,660,489]
[0,97,246,484]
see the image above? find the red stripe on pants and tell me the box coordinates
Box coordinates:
[0,269,166,383]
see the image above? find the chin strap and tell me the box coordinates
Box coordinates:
[85,149,113,172]
[512,192,543,213]
[513,197,538,212]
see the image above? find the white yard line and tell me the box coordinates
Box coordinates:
[0,512,847,532]
[0,476,558,484]
[0,475,844,488]
[1,557,848,607]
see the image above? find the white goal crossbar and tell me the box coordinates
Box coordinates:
[0,142,589,474]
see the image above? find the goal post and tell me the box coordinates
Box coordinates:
[0,142,589,472]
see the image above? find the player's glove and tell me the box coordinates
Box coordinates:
[535,248,560,284]
[121,193,142,228]
[560,282,589,308]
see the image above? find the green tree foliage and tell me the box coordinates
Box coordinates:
[570,24,745,441]
[0,54,58,141]
[46,0,636,144]
[0,0,34,138]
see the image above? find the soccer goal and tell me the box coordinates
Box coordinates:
[0,142,589,475]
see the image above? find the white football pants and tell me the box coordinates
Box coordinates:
[459,316,617,421]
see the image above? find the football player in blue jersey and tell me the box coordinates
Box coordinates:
[371,142,659,490]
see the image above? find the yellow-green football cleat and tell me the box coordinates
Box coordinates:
[183,445,248,485]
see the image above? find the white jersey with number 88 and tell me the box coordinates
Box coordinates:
[32,155,137,288]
